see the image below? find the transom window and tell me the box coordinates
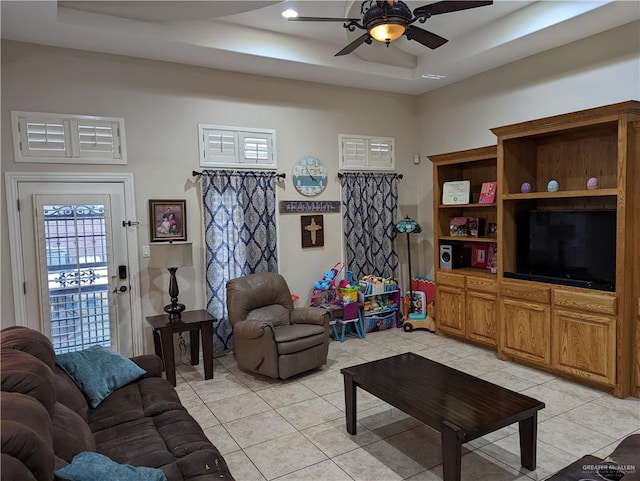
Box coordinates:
[11,111,126,164]
[198,124,276,169]
[339,134,395,171]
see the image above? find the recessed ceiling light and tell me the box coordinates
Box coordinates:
[282,9,298,19]
[421,74,447,80]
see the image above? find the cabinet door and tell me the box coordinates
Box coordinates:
[437,285,465,336]
[466,291,497,347]
[637,298,640,396]
[500,298,550,366]
[553,308,616,386]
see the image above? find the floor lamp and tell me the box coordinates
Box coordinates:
[394,216,422,314]
[150,242,193,321]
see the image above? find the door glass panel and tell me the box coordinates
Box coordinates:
[43,204,111,353]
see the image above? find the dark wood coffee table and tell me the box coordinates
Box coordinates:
[341,352,545,481]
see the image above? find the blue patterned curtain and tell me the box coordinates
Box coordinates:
[341,172,399,280]
[200,170,278,354]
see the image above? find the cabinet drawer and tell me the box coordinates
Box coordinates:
[466,275,497,293]
[553,289,617,316]
[501,280,550,304]
[436,271,465,288]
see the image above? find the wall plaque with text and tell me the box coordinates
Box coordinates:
[279,201,341,214]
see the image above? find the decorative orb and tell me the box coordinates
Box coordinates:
[587,177,599,190]
[547,180,559,192]
[520,182,532,193]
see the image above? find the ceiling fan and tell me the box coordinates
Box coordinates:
[289,0,493,56]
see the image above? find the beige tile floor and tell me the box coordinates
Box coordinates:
[174,328,640,481]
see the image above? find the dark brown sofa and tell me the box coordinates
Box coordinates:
[547,434,639,480]
[0,326,234,481]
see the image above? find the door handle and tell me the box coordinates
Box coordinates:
[113,285,128,293]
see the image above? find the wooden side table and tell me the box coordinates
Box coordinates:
[145,309,216,387]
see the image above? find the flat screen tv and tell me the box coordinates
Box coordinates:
[505,209,616,291]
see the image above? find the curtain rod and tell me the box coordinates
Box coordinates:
[337,172,403,179]
[192,170,286,179]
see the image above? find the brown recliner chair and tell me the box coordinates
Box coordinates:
[226,272,331,379]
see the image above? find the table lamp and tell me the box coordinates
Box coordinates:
[150,242,193,321]
[393,217,422,314]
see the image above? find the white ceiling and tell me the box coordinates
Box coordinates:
[2,1,638,95]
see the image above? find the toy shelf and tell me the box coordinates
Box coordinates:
[360,289,401,331]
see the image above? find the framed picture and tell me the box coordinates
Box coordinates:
[301,215,324,248]
[149,199,187,242]
[442,180,470,205]
[471,244,488,269]
[478,181,497,204]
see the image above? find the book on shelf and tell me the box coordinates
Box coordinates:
[478,181,497,204]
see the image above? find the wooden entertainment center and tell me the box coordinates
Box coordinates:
[430,101,640,398]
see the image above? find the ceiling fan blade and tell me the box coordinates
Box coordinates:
[288,16,359,22]
[414,1,493,17]
[405,25,448,49]
[335,33,371,56]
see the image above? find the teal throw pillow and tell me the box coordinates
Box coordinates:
[56,345,146,408]
[55,452,167,481]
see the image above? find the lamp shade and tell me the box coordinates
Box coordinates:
[149,242,193,268]
[369,22,406,42]
[394,217,422,234]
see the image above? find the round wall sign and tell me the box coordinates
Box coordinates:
[292,156,327,196]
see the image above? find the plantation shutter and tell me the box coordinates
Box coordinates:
[339,134,395,170]
[202,128,237,165]
[12,112,126,164]
[18,117,72,158]
[76,120,122,160]
[341,137,367,169]
[369,139,393,169]
[240,132,272,164]
[198,124,276,168]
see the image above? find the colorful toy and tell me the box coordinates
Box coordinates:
[339,285,359,304]
[311,262,345,307]
[403,290,435,333]
[313,262,344,290]
[314,270,335,290]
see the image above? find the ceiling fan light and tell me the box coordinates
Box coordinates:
[369,22,406,43]
[281,8,298,19]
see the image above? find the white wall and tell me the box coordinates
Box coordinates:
[3,20,638,348]
[415,20,640,278]
[0,41,421,346]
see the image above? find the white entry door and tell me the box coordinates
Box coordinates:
[9,177,140,356]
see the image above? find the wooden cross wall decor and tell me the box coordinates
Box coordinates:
[301,215,324,248]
